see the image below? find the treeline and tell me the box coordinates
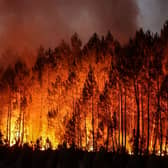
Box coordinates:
[0,20,168,155]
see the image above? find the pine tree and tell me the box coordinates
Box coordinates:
[82,65,98,151]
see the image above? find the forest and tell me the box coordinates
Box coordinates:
[0,20,168,157]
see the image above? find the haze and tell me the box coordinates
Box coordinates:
[0,0,167,63]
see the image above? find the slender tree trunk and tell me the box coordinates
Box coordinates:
[21,107,25,145]
[72,93,75,145]
[85,110,87,150]
[103,125,105,146]
[120,86,123,149]
[92,96,95,151]
[111,128,115,152]
[106,124,109,151]
[109,109,113,151]
[165,97,168,153]
[153,77,162,155]
[166,129,168,154]
[153,114,159,154]
[118,91,120,149]
[96,104,99,151]
[6,86,12,145]
[47,65,49,138]
[167,94,168,152]
[19,89,22,144]
[153,79,161,154]
[134,79,140,155]
[8,89,12,146]
[106,106,109,151]
[124,87,127,150]
[95,103,98,151]
[6,107,9,143]
[79,116,82,149]
[72,108,76,146]
[40,90,42,136]
[77,105,81,149]
[6,93,10,144]
[147,82,150,154]
[140,89,144,155]
[157,77,162,156]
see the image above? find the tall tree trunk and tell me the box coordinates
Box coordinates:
[72,93,75,145]
[153,114,159,154]
[106,106,110,151]
[124,87,127,150]
[40,90,42,136]
[114,128,117,151]
[120,86,123,149]
[21,107,25,145]
[96,104,99,151]
[167,94,168,152]
[140,89,144,155]
[111,128,115,152]
[77,104,81,149]
[84,110,87,150]
[118,91,120,149]
[157,77,162,156]
[92,96,95,151]
[6,97,10,144]
[147,82,150,154]
[9,89,11,146]
[95,104,99,151]
[134,79,140,155]
[106,124,109,151]
[6,107,9,143]
[153,79,161,154]
[6,86,11,145]
[18,89,22,144]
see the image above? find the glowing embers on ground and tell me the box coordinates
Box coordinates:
[4,117,168,155]
[1,95,168,155]
[1,101,168,155]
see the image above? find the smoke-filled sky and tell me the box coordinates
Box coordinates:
[0,0,168,54]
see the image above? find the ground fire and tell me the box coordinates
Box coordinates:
[0,21,168,156]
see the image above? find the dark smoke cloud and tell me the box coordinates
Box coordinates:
[0,0,138,65]
[58,0,139,43]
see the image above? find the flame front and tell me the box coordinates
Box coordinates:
[0,29,168,155]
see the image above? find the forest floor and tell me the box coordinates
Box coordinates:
[0,146,168,168]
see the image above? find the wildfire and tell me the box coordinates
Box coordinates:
[0,24,168,156]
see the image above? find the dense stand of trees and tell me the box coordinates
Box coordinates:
[0,21,168,155]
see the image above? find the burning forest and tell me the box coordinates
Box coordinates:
[0,21,168,157]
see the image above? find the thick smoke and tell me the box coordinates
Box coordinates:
[0,0,138,65]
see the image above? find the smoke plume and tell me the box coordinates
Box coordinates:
[0,0,139,65]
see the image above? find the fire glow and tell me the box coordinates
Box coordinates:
[0,23,168,156]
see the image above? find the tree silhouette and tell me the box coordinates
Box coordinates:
[116,33,144,154]
[1,66,16,145]
[71,33,82,64]
[98,82,112,151]
[82,65,99,151]
[64,112,76,147]
[152,35,164,155]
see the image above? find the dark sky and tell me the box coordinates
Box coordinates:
[0,0,167,53]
